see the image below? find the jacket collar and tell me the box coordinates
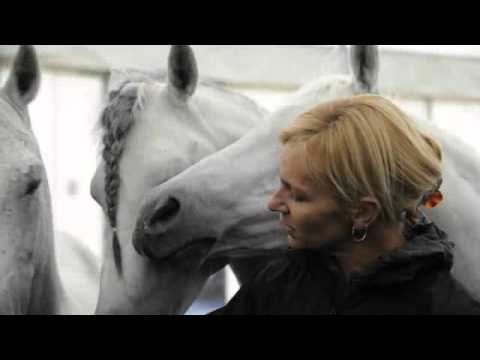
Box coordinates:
[349,217,454,288]
[286,214,455,289]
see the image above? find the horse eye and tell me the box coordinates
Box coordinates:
[24,178,42,196]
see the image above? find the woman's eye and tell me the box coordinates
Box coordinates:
[292,193,306,202]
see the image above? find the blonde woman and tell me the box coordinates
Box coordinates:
[212,95,480,315]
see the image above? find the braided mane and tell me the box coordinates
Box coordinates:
[99,81,144,275]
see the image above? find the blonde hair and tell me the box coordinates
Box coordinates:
[280,95,443,223]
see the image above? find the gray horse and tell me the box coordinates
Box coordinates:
[0,45,99,314]
[0,45,65,313]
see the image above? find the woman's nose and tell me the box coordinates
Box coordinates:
[268,189,288,214]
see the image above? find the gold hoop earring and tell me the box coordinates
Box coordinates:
[352,226,368,243]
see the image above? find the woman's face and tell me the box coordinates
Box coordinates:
[268,145,351,250]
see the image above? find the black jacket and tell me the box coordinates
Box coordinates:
[211,219,480,315]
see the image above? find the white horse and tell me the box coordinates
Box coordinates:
[0,45,100,314]
[135,45,480,305]
[90,45,267,314]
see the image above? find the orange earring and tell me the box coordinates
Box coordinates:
[424,191,443,209]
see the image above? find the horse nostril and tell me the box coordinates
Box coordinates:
[149,196,181,226]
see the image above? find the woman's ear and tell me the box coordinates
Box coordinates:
[351,196,381,229]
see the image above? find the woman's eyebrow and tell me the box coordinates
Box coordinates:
[281,177,309,195]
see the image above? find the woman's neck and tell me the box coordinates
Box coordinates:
[333,222,407,276]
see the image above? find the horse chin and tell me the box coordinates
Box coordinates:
[204,241,289,272]
[132,225,228,277]
[133,230,185,260]
[132,221,217,265]
[206,224,290,261]
[208,245,289,261]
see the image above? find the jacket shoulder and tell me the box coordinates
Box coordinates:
[431,271,480,315]
[209,254,309,315]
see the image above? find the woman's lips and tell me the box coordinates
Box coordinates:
[281,221,295,235]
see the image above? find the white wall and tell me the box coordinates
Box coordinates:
[48,74,105,258]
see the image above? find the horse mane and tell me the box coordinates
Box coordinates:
[98,81,141,274]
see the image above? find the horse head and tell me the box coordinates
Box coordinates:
[91,45,266,314]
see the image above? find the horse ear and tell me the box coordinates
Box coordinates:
[167,45,198,101]
[4,45,40,105]
[350,45,379,94]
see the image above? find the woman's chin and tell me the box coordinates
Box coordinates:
[287,234,302,249]
[287,235,328,251]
